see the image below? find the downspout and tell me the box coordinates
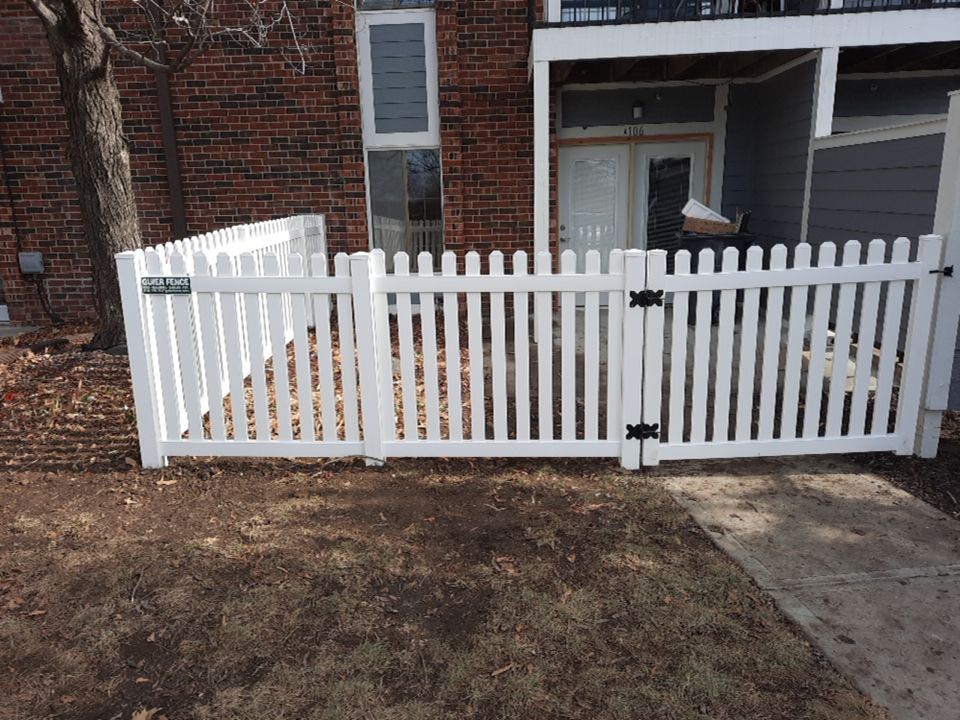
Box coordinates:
[154,61,187,240]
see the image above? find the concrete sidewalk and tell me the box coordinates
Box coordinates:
[664,459,960,720]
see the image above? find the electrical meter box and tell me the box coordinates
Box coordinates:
[18,252,45,275]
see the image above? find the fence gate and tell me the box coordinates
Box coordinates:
[118,230,945,469]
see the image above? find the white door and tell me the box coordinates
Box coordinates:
[559,145,630,273]
[633,140,708,253]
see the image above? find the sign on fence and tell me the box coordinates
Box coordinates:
[141,277,192,295]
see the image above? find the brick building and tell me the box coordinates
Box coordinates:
[3,0,960,328]
[0,0,537,325]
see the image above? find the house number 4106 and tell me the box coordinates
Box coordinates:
[623,126,645,137]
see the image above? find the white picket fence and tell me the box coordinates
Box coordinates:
[117,222,945,469]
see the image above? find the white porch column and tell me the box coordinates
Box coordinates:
[547,0,561,23]
[814,47,839,138]
[533,60,551,256]
[917,90,960,457]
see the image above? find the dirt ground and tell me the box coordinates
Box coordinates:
[0,341,894,720]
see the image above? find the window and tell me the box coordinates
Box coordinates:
[368,148,443,270]
[357,9,439,148]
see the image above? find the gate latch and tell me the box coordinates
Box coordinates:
[931,265,954,278]
[626,423,660,440]
[629,289,664,308]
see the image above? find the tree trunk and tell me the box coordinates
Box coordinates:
[44,0,141,349]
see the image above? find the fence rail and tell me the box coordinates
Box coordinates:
[118,227,945,469]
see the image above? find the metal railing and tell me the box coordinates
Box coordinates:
[552,0,956,25]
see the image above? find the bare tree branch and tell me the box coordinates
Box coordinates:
[24,0,58,29]
[100,25,173,73]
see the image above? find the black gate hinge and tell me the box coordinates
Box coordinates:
[626,423,660,440]
[930,265,954,278]
[629,289,664,308]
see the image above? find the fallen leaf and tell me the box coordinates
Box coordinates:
[156,479,177,487]
[146,632,156,642]
[26,609,47,617]
[125,457,138,468]
[491,663,515,677]
[132,709,162,720]
[3,596,24,610]
[135,676,151,684]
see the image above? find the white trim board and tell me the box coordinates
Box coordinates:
[531,9,960,63]
[814,116,947,149]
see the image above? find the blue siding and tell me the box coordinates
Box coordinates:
[835,75,960,118]
[721,60,817,249]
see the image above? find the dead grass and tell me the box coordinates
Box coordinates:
[0,348,887,720]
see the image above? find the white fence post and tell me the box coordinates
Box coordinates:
[642,250,667,466]
[116,250,167,468]
[619,250,646,470]
[350,252,386,465]
[898,234,944,455]
[917,90,960,456]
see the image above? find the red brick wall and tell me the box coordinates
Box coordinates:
[438,0,536,263]
[0,1,534,324]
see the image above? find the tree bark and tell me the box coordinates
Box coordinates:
[41,0,142,348]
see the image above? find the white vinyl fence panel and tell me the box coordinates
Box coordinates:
[118,225,946,469]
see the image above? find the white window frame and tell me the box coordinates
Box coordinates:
[357,9,440,149]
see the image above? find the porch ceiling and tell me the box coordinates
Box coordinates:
[838,42,960,74]
[552,49,810,85]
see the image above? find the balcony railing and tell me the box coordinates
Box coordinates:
[552,0,956,25]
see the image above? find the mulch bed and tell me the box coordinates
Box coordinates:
[852,411,960,519]
[0,343,888,720]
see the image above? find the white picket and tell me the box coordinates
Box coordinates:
[442,252,464,441]
[606,250,624,441]
[668,250,691,443]
[848,239,885,435]
[216,253,248,441]
[169,251,205,440]
[241,253,271,440]
[642,250,666,466]
[145,249,186,441]
[620,250,645,470]
[264,253,294,441]
[758,244,787,440]
[711,247,739,442]
[333,253,360,442]
[418,253,442,441]
[802,242,837,439]
[735,246,763,441]
[823,241,861,437]
[779,243,812,440]
[536,251,553,441]
[371,250,394,442]
[288,254,316,442]
[466,252,486,440]
[690,248,714,444]
[512,251,531,441]
[314,254,341,441]
[193,252,226,441]
[584,250,601,441]
[560,250,578,441]
[871,238,910,436]
[489,252,509,441]
[394,252,419,440]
